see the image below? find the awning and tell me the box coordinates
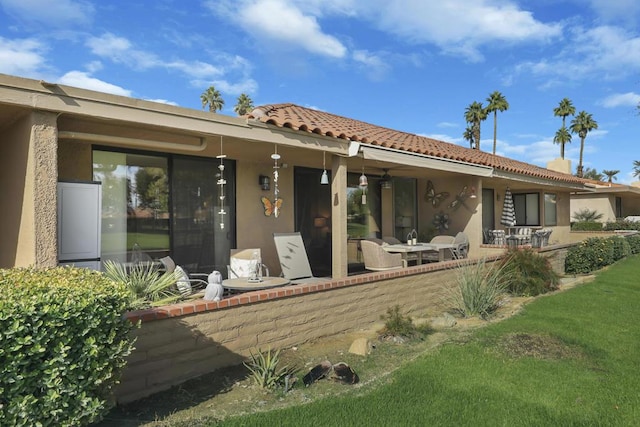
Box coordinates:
[361,145,493,177]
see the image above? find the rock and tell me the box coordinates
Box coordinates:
[348,337,372,356]
[430,313,457,329]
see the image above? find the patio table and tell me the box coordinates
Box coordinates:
[382,243,455,264]
[222,276,290,292]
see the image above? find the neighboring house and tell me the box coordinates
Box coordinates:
[570,180,640,223]
[0,74,590,278]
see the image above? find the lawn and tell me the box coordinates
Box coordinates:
[218,256,640,426]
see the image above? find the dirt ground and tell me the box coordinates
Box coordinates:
[96,276,592,426]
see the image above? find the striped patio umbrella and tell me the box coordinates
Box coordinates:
[500,187,516,227]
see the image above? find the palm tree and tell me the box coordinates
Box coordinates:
[463,126,475,149]
[234,93,254,116]
[553,127,572,159]
[464,101,487,151]
[569,111,598,178]
[580,167,603,181]
[200,86,224,113]
[602,170,620,183]
[633,160,640,180]
[553,98,576,159]
[485,91,509,155]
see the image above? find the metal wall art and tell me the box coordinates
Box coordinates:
[433,211,450,232]
[424,180,449,208]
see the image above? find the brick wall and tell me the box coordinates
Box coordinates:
[116,245,572,403]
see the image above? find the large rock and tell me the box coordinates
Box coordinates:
[430,313,457,329]
[348,337,372,356]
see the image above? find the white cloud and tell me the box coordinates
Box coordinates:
[0,36,47,76]
[601,92,640,108]
[516,25,640,83]
[588,0,640,25]
[145,98,179,106]
[206,0,347,58]
[0,0,94,28]
[86,33,158,70]
[359,0,562,62]
[58,71,132,96]
[352,50,390,81]
[437,122,458,128]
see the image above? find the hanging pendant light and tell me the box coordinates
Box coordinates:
[320,151,329,185]
[359,165,368,205]
[271,145,281,217]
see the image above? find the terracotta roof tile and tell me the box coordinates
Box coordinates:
[249,103,586,185]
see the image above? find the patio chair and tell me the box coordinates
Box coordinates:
[273,232,328,284]
[227,248,270,279]
[423,235,456,262]
[360,239,407,271]
[490,230,506,245]
[158,256,208,298]
[450,232,469,259]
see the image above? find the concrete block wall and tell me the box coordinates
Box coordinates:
[116,245,572,403]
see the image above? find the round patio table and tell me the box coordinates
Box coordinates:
[222,276,290,291]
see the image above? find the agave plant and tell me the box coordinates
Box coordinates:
[103,260,182,309]
[243,347,297,391]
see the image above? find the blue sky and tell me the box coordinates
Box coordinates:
[1,0,639,182]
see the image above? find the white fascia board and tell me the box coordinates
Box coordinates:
[361,145,493,177]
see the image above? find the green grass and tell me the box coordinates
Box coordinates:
[220,256,640,426]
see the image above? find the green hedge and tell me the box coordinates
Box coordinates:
[626,235,640,254]
[0,267,136,426]
[565,236,633,274]
[603,220,640,231]
[570,221,604,231]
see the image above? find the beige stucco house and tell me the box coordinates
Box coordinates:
[0,73,591,278]
[570,180,640,223]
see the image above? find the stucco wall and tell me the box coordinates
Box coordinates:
[0,111,58,268]
[571,193,615,222]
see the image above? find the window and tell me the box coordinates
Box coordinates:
[544,193,557,226]
[346,173,381,238]
[393,178,417,240]
[513,192,540,226]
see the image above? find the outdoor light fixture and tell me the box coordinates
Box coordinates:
[320,151,329,184]
[469,186,477,199]
[259,175,270,191]
[380,169,392,190]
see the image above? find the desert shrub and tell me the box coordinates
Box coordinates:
[625,235,640,254]
[0,267,136,427]
[379,305,432,338]
[565,237,615,274]
[500,248,560,296]
[449,258,508,319]
[244,348,297,391]
[571,221,604,231]
[103,260,182,310]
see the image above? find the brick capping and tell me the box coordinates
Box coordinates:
[123,255,503,324]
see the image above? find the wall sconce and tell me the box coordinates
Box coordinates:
[259,175,270,191]
[469,186,477,199]
[313,217,327,228]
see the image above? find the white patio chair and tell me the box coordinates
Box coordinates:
[227,248,270,279]
[360,239,407,271]
[158,256,208,297]
[450,232,469,259]
[273,232,328,284]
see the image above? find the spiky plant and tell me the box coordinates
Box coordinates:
[243,348,297,391]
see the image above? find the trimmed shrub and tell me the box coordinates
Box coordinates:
[609,236,631,261]
[571,221,604,231]
[500,248,560,296]
[565,237,615,274]
[0,267,136,427]
[626,235,640,254]
[603,220,640,231]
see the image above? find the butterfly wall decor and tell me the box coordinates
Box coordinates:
[448,186,475,212]
[424,180,449,208]
[261,196,283,218]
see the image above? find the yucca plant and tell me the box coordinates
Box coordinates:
[103,260,182,310]
[243,347,297,391]
[449,258,509,318]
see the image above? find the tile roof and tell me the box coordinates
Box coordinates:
[249,103,586,185]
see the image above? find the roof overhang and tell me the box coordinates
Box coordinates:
[493,169,592,191]
[360,145,493,177]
